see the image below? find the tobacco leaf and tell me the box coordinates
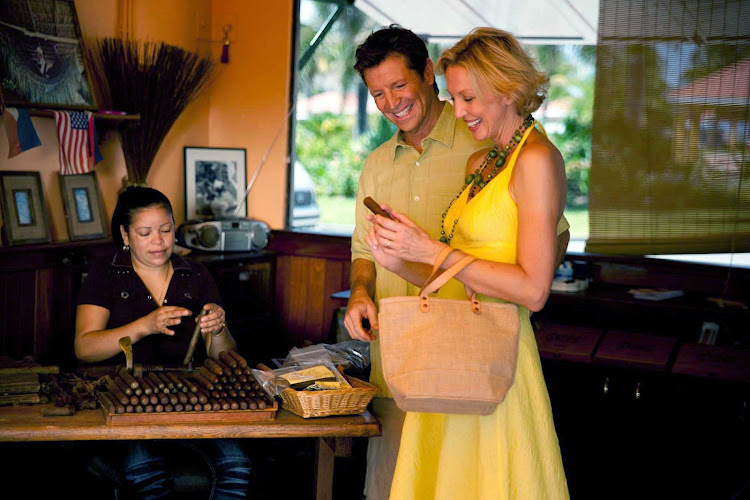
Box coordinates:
[40,373,108,412]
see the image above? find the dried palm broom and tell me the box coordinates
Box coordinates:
[86,38,216,185]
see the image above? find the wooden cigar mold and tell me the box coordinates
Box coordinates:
[99,351,276,424]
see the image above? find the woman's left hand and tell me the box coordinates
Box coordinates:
[368,207,444,265]
[198,303,226,336]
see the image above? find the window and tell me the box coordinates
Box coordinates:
[290,1,381,234]
[290,1,595,241]
[587,0,750,267]
[287,0,749,268]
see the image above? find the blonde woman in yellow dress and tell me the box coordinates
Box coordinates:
[364,27,569,499]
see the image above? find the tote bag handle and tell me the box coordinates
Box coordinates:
[418,247,478,312]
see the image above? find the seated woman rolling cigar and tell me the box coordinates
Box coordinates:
[75,186,251,500]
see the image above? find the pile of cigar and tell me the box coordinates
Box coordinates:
[102,350,273,414]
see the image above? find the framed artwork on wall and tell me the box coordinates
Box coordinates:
[58,172,107,240]
[0,171,51,245]
[184,147,247,220]
[0,0,97,110]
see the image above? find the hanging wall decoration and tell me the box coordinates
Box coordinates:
[0,0,97,110]
[58,171,106,240]
[0,171,51,245]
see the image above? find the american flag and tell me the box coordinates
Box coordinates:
[52,111,95,174]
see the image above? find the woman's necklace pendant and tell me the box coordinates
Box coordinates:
[441,114,534,246]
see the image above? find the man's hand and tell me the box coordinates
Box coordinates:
[344,288,378,342]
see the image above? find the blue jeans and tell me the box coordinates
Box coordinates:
[122,439,252,499]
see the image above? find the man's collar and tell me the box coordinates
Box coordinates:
[390,100,456,161]
[111,251,192,271]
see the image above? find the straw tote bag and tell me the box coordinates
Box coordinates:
[378,247,521,415]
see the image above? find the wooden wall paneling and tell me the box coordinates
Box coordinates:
[277,256,314,346]
[267,231,352,261]
[274,255,353,350]
[208,260,274,331]
[2,273,19,356]
[274,254,292,345]
[19,272,35,358]
[303,257,327,344]
[313,258,351,345]
[49,268,77,369]
[286,256,311,343]
[323,259,350,341]
[34,269,52,365]
[249,261,275,315]
[0,239,112,366]
[2,271,36,360]
[191,252,278,363]
[0,274,6,357]
[0,267,76,367]
[270,231,354,350]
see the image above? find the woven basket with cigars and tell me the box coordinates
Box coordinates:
[279,373,376,418]
[257,363,376,418]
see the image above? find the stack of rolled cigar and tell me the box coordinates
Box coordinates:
[101,350,273,414]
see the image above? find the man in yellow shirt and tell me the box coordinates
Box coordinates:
[345,25,570,500]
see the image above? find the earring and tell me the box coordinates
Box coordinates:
[123,244,130,252]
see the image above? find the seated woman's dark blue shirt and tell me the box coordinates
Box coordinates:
[77,252,222,366]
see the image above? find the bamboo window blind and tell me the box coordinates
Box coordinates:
[586,0,750,255]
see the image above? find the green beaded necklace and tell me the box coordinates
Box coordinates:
[439,114,534,245]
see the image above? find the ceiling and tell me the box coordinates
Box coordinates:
[353,0,599,44]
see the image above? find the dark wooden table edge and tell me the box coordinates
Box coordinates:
[0,406,381,442]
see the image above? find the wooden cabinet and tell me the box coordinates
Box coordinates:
[0,239,114,370]
[189,251,279,362]
[268,231,352,350]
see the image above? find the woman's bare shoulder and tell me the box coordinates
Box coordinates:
[510,131,566,202]
[517,131,565,172]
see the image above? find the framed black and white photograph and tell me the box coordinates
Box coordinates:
[0,171,50,245]
[59,171,106,240]
[184,147,247,220]
[0,0,97,109]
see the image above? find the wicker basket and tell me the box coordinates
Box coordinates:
[279,374,377,418]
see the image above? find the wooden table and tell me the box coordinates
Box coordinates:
[0,404,380,500]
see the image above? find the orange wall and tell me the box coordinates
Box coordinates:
[0,0,292,244]
[209,0,293,228]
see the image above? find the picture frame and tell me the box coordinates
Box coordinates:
[184,147,247,220]
[59,172,107,241]
[0,171,51,246]
[0,0,97,110]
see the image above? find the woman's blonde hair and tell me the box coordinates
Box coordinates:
[436,28,549,115]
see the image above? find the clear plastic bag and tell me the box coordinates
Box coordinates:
[282,340,370,370]
[252,359,350,398]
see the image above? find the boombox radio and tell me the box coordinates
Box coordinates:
[177,218,270,252]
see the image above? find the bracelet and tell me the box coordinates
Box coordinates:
[212,322,226,337]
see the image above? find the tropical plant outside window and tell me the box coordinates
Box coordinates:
[291,1,593,244]
[292,2,596,239]
[291,1,749,270]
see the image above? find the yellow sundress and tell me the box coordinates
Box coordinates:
[389,123,569,500]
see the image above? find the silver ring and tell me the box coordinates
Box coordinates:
[162,320,165,327]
